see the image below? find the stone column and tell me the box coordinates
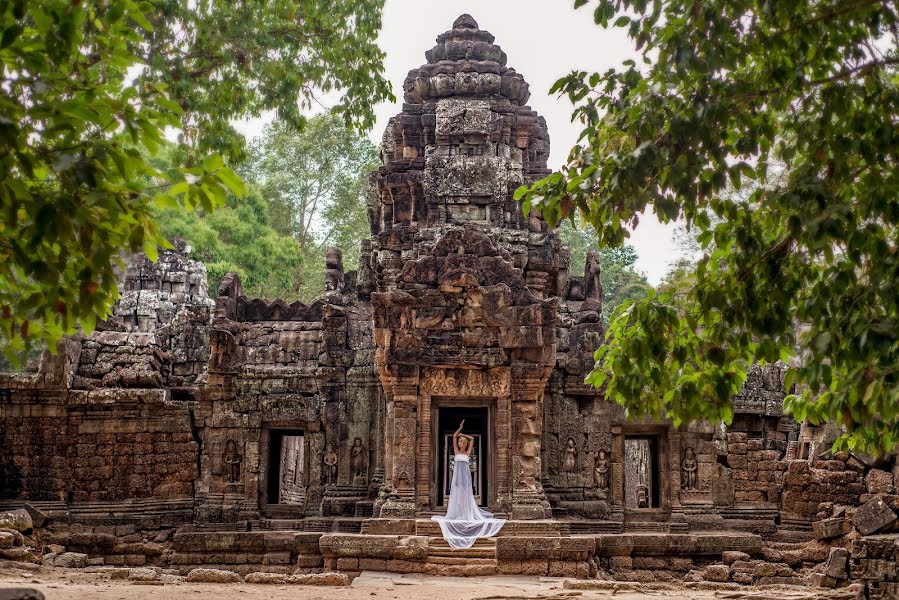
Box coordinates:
[610,425,625,523]
[378,375,419,518]
[510,366,551,519]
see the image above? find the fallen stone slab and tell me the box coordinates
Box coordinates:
[184,568,242,583]
[852,496,898,535]
[50,552,88,569]
[0,510,33,534]
[286,572,352,586]
[127,567,161,581]
[245,572,287,584]
[823,547,850,581]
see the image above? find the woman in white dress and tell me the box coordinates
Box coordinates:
[431,420,505,549]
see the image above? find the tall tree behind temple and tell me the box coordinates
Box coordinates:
[241,114,379,299]
[0,0,392,364]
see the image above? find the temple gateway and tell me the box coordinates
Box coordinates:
[1,15,897,592]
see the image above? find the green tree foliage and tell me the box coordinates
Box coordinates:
[560,223,651,322]
[241,113,379,299]
[0,0,391,364]
[517,0,899,453]
[153,188,305,300]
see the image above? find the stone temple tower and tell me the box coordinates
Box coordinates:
[364,15,568,519]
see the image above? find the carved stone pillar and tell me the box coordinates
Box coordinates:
[510,365,551,519]
[379,375,419,518]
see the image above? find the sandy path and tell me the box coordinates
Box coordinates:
[0,567,843,600]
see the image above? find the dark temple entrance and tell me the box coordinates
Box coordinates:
[435,406,489,508]
[624,436,661,509]
[266,429,306,506]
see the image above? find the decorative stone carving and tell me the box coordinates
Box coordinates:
[585,250,602,302]
[324,445,338,486]
[223,440,241,484]
[682,447,698,491]
[350,437,367,485]
[324,247,344,293]
[594,449,610,492]
[562,437,577,473]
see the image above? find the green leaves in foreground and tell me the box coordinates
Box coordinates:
[0,0,246,365]
[1,0,392,365]
[519,0,899,454]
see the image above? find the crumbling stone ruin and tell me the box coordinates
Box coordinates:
[1,15,897,596]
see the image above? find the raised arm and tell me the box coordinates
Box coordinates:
[452,420,465,455]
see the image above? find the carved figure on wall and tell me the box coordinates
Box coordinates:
[324,247,344,292]
[585,250,603,302]
[636,484,649,508]
[223,440,241,484]
[350,437,367,483]
[593,449,609,491]
[562,436,577,477]
[324,444,338,485]
[682,446,698,490]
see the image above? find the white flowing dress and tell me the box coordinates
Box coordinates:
[431,454,505,549]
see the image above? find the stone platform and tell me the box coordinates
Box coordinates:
[161,518,763,578]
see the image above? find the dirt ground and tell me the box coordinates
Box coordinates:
[0,565,857,600]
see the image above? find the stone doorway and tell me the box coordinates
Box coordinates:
[266,430,306,507]
[624,436,661,509]
[432,403,494,510]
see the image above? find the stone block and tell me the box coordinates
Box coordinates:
[262,532,296,552]
[0,531,14,549]
[722,551,750,565]
[0,547,35,562]
[866,469,895,494]
[295,555,324,568]
[0,510,33,534]
[262,552,291,565]
[703,564,730,582]
[393,536,427,561]
[245,572,287,584]
[358,558,388,571]
[853,558,898,580]
[287,572,351,586]
[52,552,89,569]
[753,562,795,578]
[852,496,898,535]
[184,568,241,583]
[813,517,849,540]
[319,534,396,559]
[336,557,360,571]
[127,568,161,582]
[822,548,849,580]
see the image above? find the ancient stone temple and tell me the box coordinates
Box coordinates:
[1,15,897,593]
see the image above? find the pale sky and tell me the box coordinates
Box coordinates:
[236,0,679,284]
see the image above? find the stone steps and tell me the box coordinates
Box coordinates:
[414,518,564,537]
[421,561,498,576]
[428,537,496,559]
[425,555,497,565]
